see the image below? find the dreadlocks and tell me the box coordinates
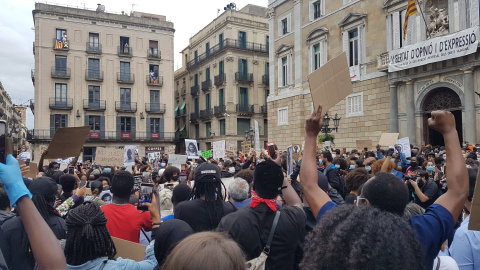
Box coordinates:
[65,202,116,265]
[190,179,226,230]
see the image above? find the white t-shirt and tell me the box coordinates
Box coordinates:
[432,256,459,270]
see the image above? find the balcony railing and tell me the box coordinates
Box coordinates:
[200,108,213,119]
[147,48,161,60]
[49,98,73,110]
[201,80,212,91]
[181,85,186,95]
[377,52,389,71]
[146,75,163,86]
[117,72,135,84]
[115,101,137,112]
[214,105,226,116]
[190,112,199,121]
[187,38,268,69]
[83,99,106,111]
[51,67,71,79]
[235,72,254,83]
[85,69,104,81]
[214,73,226,86]
[86,42,102,54]
[29,129,175,141]
[145,103,166,114]
[53,38,69,50]
[191,85,200,96]
[236,104,254,114]
[261,105,267,114]
[118,46,132,57]
[262,75,269,86]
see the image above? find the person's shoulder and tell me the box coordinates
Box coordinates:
[0,216,22,231]
[409,204,454,234]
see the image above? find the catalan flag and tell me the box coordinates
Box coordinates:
[55,39,64,49]
[403,0,418,39]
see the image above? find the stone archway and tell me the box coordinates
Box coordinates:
[421,87,463,146]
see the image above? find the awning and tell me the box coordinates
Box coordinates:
[180,125,185,131]
[180,100,186,110]
[174,104,179,112]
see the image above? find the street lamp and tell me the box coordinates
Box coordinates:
[321,112,341,135]
[244,128,254,144]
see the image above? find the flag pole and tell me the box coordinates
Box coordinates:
[415,0,431,39]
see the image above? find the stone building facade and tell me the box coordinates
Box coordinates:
[0,82,29,155]
[30,3,175,161]
[267,0,480,150]
[174,4,269,154]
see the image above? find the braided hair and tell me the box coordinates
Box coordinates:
[65,202,116,265]
[190,178,226,230]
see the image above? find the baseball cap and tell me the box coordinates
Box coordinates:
[28,177,58,199]
[194,163,221,182]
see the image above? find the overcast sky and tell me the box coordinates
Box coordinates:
[0,0,268,129]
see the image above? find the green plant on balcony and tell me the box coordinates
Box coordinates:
[317,133,335,144]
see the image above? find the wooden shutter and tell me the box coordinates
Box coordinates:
[100,116,105,139]
[50,114,55,138]
[386,15,392,51]
[146,118,151,135]
[64,114,68,128]
[393,11,401,49]
[131,117,136,139]
[342,31,349,65]
[116,116,121,139]
[160,118,165,138]
[84,115,89,128]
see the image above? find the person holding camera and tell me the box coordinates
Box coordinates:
[408,170,439,209]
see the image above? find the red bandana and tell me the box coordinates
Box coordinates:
[249,189,277,212]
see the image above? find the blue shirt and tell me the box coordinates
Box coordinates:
[161,214,174,221]
[232,201,249,208]
[316,203,454,270]
[449,216,480,270]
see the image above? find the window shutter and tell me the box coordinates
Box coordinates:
[131,117,136,139]
[288,15,292,32]
[84,115,89,128]
[160,118,165,138]
[459,0,466,30]
[309,2,314,21]
[116,116,121,139]
[64,114,68,128]
[471,0,479,27]
[278,58,282,87]
[100,116,105,139]
[50,115,55,138]
[386,15,392,51]
[321,40,327,66]
[287,54,292,85]
[146,118,151,134]
[342,31,349,65]
[358,25,364,64]
[393,11,400,49]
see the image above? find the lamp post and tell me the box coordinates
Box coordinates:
[321,112,341,135]
[244,128,254,144]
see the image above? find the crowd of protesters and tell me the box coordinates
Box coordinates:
[0,107,477,269]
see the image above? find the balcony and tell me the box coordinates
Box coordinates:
[187,38,268,69]
[147,48,161,60]
[190,112,199,122]
[53,38,69,50]
[377,52,389,71]
[235,72,253,83]
[200,108,213,119]
[214,105,226,116]
[85,69,104,81]
[83,99,106,111]
[145,103,166,114]
[146,75,163,86]
[191,85,199,96]
[181,85,186,95]
[175,130,188,141]
[118,46,132,57]
[29,129,175,141]
[236,104,254,115]
[51,67,71,79]
[117,72,135,84]
[115,101,137,113]
[201,80,211,91]
[261,105,267,114]
[86,42,102,54]
[214,73,226,86]
[49,98,73,110]
[262,75,269,86]
[31,69,34,84]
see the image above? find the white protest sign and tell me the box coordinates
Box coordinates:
[287,145,293,178]
[396,137,411,158]
[56,157,74,165]
[18,152,31,161]
[254,120,260,151]
[213,140,226,160]
[124,145,137,166]
[324,141,331,147]
[95,148,124,167]
[148,153,155,163]
[185,139,199,159]
[169,154,187,165]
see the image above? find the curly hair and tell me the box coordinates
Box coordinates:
[344,168,369,192]
[371,158,396,175]
[163,166,181,182]
[234,169,254,185]
[333,157,348,170]
[300,205,425,270]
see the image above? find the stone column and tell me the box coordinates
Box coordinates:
[389,84,399,133]
[405,81,416,145]
[267,8,275,95]
[463,68,476,143]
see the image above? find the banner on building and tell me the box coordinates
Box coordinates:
[388,26,479,72]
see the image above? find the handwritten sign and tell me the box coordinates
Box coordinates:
[95,147,124,167]
[169,154,187,165]
[213,140,226,160]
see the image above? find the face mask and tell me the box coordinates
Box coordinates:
[334,164,340,169]
[161,163,166,167]
[172,175,179,181]
[365,165,371,171]
[103,186,110,191]
[411,151,418,156]
[332,154,336,158]
[426,166,434,172]
[104,168,111,174]
[391,158,395,162]
[417,179,425,188]
[406,160,411,165]
[228,167,235,174]
[477,158,480,162]
[443,156,446,160]
[349,165,355,170]
[463,144,467,147]
[318,160,323,165]
[434,150,439,153]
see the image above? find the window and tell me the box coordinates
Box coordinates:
[278,14,292,36]
[238,59,248,75]
[55,56,67,74]
[150,90,160,111]
[346,93,363,117]
[206,42,210,57]
[89,115,101,131]
[194,98,199,114]
[313,1,321,20]
[194,50,198,63]
[219,89,225,106]
[195,124,199,139]
[120,88,131,109]
[54,114,68,130]
[278,107,288,125]
[266,35,269,52]
[265,62,269,75]
[88,58,100,78]
[219,119,226,136]
[282,57,288,86]
[194,74,198,86]
[219,33,224,48]
[239,87,248,106]
[282,19,288,35]
[149,40,158,56]
[149,64,159,76]
[238,31,247,49]
[150,118,161,133]
[120,117,132,132]
[120,36,130,53]
[264,119,268,136]
[206,93,211,109]
[56,29,67,40]
[387,11,406,50]
[89,33,99,48]
[310,40,326,72]
[219,61,224,75]
[120,62,130,80]
[206,122,211,137]
[205,67,210,80]
[88,85,100,105]
[55,83,67,103]
[348,29,359,67]
[237,119,250,135]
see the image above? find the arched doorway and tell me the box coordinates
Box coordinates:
[422,87,462,146]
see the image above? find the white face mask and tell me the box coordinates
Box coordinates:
[332,154,336,158]
[161,163,166,167]
[228,167,235,174]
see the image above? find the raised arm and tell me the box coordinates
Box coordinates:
[300,106,331,219]
[38,150,47,173]
[429,111,468,220]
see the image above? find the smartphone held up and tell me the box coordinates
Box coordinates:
[137,183,154,211]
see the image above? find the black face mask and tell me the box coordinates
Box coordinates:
[417,179,425,189]
[171,175,179,181]
[410,162,417,167]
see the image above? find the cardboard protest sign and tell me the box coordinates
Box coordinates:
[469,168,480,230]
[287,146,293,178]
[396,137,411,158]
[185,139,199,159]
[18,152,31,161]
[95,147,124,167]
[356,140,373,150]
[213,140,226,160]
[165,145,176,154]
[292,143,302,160]
[308,52,353,113]
[123,145,137,166]
[378,133,399,147]
[242,141,251,153]
[169,154,187,165]
[112,237,146,262]
[43,126,90,159]
[18,160,38,179]
[201,150,212,159]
